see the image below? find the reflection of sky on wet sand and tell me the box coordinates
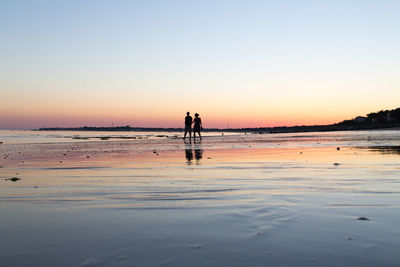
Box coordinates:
[1,132,400,266]
[1,143,400,208]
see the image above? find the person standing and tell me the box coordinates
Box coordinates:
[193,113,202,140]
[183,112,193,140]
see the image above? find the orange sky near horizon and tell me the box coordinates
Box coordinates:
[0,103,387,129]
[1,68,397,129]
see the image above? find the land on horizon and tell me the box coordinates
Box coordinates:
[38,107,400,134]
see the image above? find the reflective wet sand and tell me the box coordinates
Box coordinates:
[1,131,400,266]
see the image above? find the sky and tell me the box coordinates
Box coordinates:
[1,0,399,129]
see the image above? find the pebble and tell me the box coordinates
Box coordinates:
[333,163,340,166]
[5,177,21,182]
[357,217,370,221]
[337,147,340,150]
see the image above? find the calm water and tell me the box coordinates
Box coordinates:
[0,130,400,266]
[0,129,236,144]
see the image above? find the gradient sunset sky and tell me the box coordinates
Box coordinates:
[1,0,399,129]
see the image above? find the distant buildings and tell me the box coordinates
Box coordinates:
[354,116,367,123]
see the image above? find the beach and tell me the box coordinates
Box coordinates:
[1,130,400,266]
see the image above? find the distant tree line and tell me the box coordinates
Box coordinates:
[366,108,400,123]
[338,107,400,126]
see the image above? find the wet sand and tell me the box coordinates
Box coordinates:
[1,131,400,266]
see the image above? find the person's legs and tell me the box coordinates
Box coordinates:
[184,126,192,140]
[194,129,200,140]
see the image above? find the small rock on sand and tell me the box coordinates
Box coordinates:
[337,147,340,150]
[189,244,202,249]
[333,163,340,166]
[5,177,21,182]
[357,217,370,221]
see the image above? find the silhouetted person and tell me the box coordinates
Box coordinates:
[193,113,202,140]
[183,112,193,140]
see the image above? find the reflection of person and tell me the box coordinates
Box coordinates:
[193,113,202,140]
[194,149,203,161]
[185,142,203,165]
[185,148,193,164]
[183,112,193,140]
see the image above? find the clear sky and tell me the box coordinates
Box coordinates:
[1,0,399,129]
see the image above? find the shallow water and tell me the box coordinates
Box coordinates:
[1,130,400,266]
[0,129,235,144]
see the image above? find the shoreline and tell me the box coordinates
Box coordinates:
[33,124,400,134]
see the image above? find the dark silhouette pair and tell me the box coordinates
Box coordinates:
[183,112,202,140]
